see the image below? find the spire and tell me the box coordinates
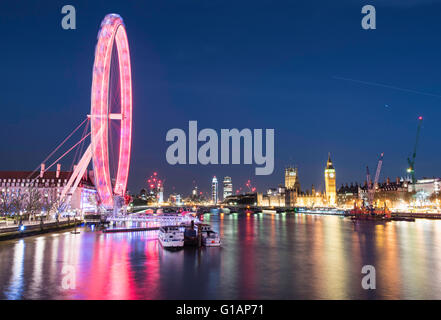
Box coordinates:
[326,152,334,170]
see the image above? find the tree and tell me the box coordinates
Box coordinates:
[25,187,42,221]
[11,189,26,221]
[41,188,63,221]
[0,189,13,217]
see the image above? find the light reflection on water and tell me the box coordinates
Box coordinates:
[1,214,441,299]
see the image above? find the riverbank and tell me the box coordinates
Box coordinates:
[393,212,441,219]
[0,219,82,241]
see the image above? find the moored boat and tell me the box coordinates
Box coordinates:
[202,230,221,247]
[350,205,392,222]
[195,223,221,247]
[184,224,197,246]
[158,225,184,249]
[391,216,415,222]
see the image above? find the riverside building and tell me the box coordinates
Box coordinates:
[0,164,97,216]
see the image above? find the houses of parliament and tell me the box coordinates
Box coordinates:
[257,154,337,207]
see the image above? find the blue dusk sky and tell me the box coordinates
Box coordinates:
[1,0,441,196]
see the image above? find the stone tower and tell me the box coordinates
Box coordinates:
[285,167,300,191]
[324,153,336,206]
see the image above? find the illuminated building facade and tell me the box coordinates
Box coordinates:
[413,178,441,195]
[337,183,360,208]
[0,165,97,215]
[258,155,338,208]
[358,177,409,209]
[158,186,164,204]
[324,153,336,206]
[257,187,285,207]
[212,176,218,204]
[341,177,441,209]
[293,186,326,207]
[283,157,333,207]
[223,176,233,200]
[285,167,300,190]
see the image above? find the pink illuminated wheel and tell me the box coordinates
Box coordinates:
[90,14,132,209]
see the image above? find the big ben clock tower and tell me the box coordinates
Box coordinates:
[324,153,336,206]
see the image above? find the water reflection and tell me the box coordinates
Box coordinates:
[1,215,441,299]
[5,240,25,299]
[29,237,45,298]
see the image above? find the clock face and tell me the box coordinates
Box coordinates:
[329,173,334,178]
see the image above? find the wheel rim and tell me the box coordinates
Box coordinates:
[90,14,132,209]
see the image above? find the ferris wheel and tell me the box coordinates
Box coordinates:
[31,14,134,210]
[89,14,133,208]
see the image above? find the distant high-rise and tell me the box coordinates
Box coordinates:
[192,186,198,196]
[158,186,164,204]
[324,153,336,206]
[212,176,218,204]
[223,176,233,200]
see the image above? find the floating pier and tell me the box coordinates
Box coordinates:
[103,226,159,233]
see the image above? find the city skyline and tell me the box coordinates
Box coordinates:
[1,1,441,198]
[3,0,441,304]
[139,150,432,199]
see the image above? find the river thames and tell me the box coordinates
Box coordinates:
[1,213,441,299]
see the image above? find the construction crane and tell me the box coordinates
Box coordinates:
[366,166,371,189]
[407,116,423,191]
[367,153,384,208]
[365,166,372,206]
[351,152,390,219]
